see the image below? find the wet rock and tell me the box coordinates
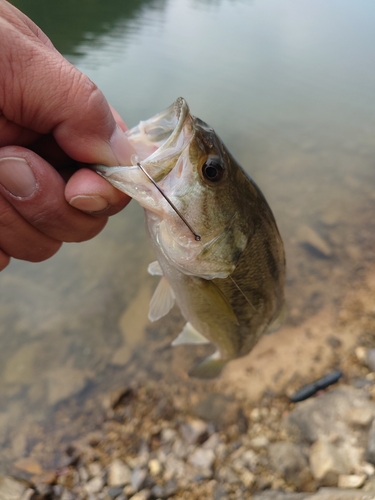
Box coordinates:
[269,441,312,489]
[107,459,131,486]
[193,393,240,429]
[309,439,352,486]
[0,476,28,500]
[286,386,375,443]
[180,418,209,444]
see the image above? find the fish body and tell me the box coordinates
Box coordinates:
[95,98,285,378]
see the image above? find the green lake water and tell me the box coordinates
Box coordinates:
[1,0,375,471]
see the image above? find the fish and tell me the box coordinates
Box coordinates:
[94,97,285,379]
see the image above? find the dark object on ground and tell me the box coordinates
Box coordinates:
[289,370,343,403]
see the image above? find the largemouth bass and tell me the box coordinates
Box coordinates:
[95,97,285,378]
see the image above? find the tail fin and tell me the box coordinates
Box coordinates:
[188,352,227,379]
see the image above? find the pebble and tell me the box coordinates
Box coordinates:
[337,474,366,489]
[188,448,215,470]
[131,468,148,492]
[269,441,311,488]
[250,435,270,450]
[0,476,28,500]
[84,476,105,494]
[107,459,132,486]
[309,439,350,486]
[180,418,209,444]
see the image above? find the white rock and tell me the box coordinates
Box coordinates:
[338,474,366,488]
[250,436,270,450]
[309,438,350,486]
[148,458,162,476]
[188,448,215,470]
[84,476,104,494]
[107,459,131,487]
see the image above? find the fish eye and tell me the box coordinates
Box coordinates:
[201,159,224,183]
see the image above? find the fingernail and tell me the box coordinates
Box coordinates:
[0,157,37,197]
[110,126,136,165]
[69,194,109,212]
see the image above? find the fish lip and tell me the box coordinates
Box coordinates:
[130,97,193,181]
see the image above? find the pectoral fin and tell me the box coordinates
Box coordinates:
[147,261,163,276]
[148,276,175,322]
[171,322,210,346]
[188,351,227,379]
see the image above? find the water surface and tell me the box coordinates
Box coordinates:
[1,0,375,472]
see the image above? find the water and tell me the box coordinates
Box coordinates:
[1,0,375,472]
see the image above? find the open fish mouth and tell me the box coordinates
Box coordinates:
[126,97,194,182]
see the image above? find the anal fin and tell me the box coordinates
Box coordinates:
[171,322,210,346]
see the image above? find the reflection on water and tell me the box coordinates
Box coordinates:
[2,0,375,473]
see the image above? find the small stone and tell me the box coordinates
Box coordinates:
[193,393,240,429]
[107,459,132,487]
[240,469,256,488]
[148,458,162,476]
[347,407,374,427]
[88,462,102,477]
[84,476,104,494]
[188,448,215,470]
[309,438,350,486]
[160,428,177,443]
[250,436,270,450]
[14,457,44,475]
[107,486,125,499]
[355,346,367,362]
[180,419,209,445]
[0,476,28,500]
[250,408,261,422]
[130,490,150,500]
[338,474,366,488]
[202,433,222,450]
[131,468,147,492]
[269,441,311,488]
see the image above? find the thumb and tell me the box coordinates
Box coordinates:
[0,8,134,166]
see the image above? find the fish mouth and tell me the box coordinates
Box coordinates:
[126,97,194,182]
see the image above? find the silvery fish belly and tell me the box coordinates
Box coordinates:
[95,97,285,379]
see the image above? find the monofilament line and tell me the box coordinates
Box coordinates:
[137,162,201,241]
[229,276,257,312]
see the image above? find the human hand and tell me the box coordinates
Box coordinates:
[0,0,135,271]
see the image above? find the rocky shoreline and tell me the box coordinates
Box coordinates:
[3,366,375,499]
[2,266,375,500]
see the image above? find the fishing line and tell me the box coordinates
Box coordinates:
[137,162,201,241]
[229,276,257,312]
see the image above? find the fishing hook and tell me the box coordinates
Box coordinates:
[137,162,201,241]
